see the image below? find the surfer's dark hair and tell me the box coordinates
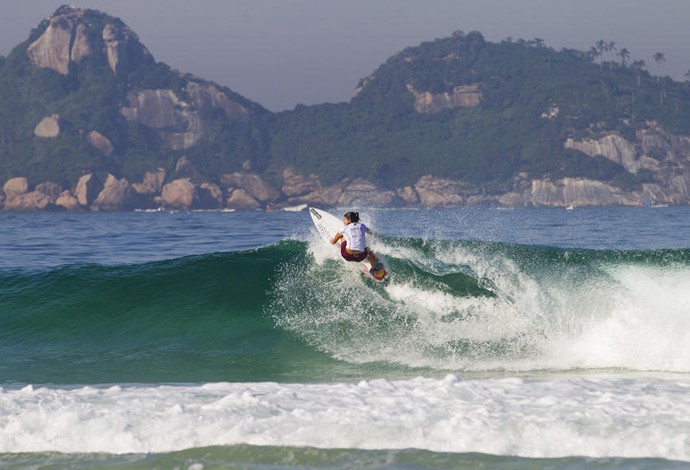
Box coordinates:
[344,211,360,223]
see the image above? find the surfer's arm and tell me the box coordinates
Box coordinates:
[330,232,343,244]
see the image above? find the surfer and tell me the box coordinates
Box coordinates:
[330,211,383,274]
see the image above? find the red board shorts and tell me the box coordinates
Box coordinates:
[341,241,368,262]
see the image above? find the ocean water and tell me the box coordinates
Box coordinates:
[0,207,689,469]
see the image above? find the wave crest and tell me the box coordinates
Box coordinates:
[269,237,690,373]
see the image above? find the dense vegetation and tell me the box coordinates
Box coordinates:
[1,8,689,193]
[0,7,267,187]
[266,31,690,191]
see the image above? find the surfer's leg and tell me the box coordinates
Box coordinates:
[340,241,349,260]
[366,250,379,267]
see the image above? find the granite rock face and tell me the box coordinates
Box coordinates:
[185,81,251,121]
[226,188,261,210]
[1,165,689,211]
[280,167,322,200]
[564,125,690,204]
[397,186,420,205]
[36,182,63,202]
[120,81,252,150]
[161,178,197,209]
[338,179,397,207]
[4,191,52,211]
[87,131,115,156]
[406,83,482,114]
[7,119,690,210]
[26,13,79,75]
[133,169,166,196]
[34,115,61,138]
[120,89,202,150]
[26,7,150,76]
[1,178,77,211]
[2,177,51,211]
[413,176,465,206]
[23,7,258,156]
[526,178,626,207]
[92,174,134,211]
[56,190,80,210]
[75,173,103,207]
[222,173,278,203]
[102,22,150,74]
[3,177,29,199]
[565,134,641,172]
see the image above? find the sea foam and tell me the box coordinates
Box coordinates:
[272,236,690,373]
[0,377,688,461]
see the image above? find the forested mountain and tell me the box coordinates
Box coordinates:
[1,7,690,210]
[267,31,690,192]
[0,6,268,187]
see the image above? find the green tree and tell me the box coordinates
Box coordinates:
[532,37,545,48]
[653,52,666,80]
[631,60,646,86]
[605,42,617,72]
[595,40,607,70]
[653,52,666,103]
[588,46,601,64]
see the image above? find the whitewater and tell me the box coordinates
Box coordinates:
[2,376,689,460]
[0,208,689,469]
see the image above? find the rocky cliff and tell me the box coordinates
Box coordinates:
[120,80,252,150]
[406,83,482,114]
[0,5,266,190]
[4,132,688,211]
[564,124,690,204]
[4,8,690,210]
[26,7,151,76]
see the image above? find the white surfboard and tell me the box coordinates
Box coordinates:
[309,207,388,282]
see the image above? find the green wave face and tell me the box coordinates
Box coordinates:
[0,241,312,385]
[2,238,689,385]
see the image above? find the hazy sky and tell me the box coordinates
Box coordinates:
[2,0,689,111]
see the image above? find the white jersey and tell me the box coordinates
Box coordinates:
[340,222,368,252]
